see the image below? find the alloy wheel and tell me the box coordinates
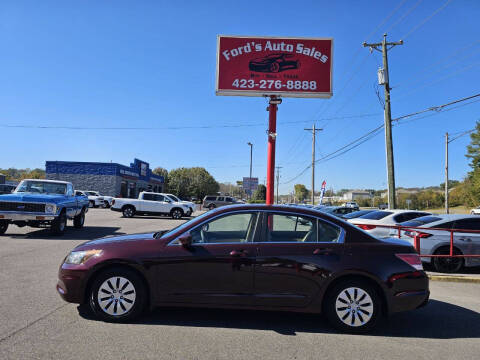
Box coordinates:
[335,287,374,327]
[172,210,182,219]
[97,276,136,316]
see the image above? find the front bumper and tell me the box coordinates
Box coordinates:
[110,207,122,212]
[57,264,89,304]
[0,211,56,221]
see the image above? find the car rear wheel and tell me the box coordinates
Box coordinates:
[432,247,464,273]
[122,206,135,218]
[89,268,146,322]
[324,279,381,333]
[73,209,85,229]
[269,62,280,72]
[170,208,183,219]
[0,220,8,235]
[89,200,94,208]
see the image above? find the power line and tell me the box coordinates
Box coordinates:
[384,0,424,34]
[401,0,453,39]
[0,113,382,131]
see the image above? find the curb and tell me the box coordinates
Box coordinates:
[427,275,480,283]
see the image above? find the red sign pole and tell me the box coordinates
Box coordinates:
[266,96,280,205]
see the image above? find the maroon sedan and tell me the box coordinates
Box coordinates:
[57,204,429,333]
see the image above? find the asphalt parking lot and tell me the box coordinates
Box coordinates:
[1,208,479,359]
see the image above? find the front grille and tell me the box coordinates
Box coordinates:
[0,202,46,212]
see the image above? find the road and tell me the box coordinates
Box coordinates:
[1,209,479,359]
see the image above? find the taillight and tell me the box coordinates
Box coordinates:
[404,231,432,239]
[357,224,377,230]
[396,253,423,270]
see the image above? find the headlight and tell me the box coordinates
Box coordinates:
[45,204,56,214]
[65,250,103,265]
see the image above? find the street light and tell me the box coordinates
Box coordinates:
[247,142,253,198]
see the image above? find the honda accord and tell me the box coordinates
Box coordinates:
[57,204,429,333]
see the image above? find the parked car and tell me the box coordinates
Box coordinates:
[0,184,16,195]
[348,210,431,238]
[57,204,428,333]
[78,190,104,208]
[470,206,480,215]
[202,195,241,210]
[341,209,377,220]
[394,214,480,273]
[0,179,89,235]
[342,201,359,210]
[111,191,191,219]
[316,206,359,218]
[378,204,388,210]
[161,193,195,216]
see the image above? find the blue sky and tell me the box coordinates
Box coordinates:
[1,0,479,194]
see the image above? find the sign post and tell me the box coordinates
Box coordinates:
[216,35,333,205]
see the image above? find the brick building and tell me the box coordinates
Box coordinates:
[46,158,164,198]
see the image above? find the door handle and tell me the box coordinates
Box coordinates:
[313,248,332,255]
[230,250,249,257]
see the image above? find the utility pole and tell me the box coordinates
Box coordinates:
[275,166,282,204]
[363,34,403,209]
[304,124,323,205]
[445,132,449,214]
[247,142,253,199]
[266,96,281,205]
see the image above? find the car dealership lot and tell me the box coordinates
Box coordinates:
[1,209,479,359]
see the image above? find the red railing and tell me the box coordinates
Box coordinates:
[351,223,480,258]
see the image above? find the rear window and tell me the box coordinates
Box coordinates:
[343,210,374,219]
[400,216,442,226]
[359,211,393,220]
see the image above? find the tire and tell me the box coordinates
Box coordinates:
[432,247,464,273]
[324,279,382,333]
[103,202,111,209]
[89,200,94,208]
[0,220,8,235]
[170,208,184,219]
[122,206,135,218]
[51,211,67,235]
[208,204,216,210]
[89,267,146,322]
[73,209,86,229]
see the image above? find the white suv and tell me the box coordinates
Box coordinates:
[111,192,190,219]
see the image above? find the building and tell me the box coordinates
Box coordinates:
[342,190,372,201]
[46,158,164,198]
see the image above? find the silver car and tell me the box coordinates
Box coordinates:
[395,214,480,273]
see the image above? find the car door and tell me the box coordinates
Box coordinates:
[155,211,260,306]
[254,212,345,308]
[153,194,170,213]
[452,218,480,259]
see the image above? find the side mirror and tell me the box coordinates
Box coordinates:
[178,233,192,247]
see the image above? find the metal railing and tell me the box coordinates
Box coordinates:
[351,223,480,258]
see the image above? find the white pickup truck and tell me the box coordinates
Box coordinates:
[111,192,191,219]
[161,193,196,216]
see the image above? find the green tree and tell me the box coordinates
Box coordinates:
[466,120,480,171]
[168,167,219,200]
[152,167,169,191]
[294,184,309,202]
[252,184,266,201]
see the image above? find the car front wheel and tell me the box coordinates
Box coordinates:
[89,268,146,322]
[170,208,183,219]
[432,247,464,273]
[51,212,67,235]
[324,280,381,333]
[0,220,8,235]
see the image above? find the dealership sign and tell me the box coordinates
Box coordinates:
[216,35,333,98]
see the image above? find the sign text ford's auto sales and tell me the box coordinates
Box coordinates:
[216,35,333,98]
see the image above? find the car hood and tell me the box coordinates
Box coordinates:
[0,193,66,203]
[76,232,157,250]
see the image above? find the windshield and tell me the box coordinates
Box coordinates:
[343,210,375,219]
[400,216,442,226]
[15,180,67,195]
[160,211,212,239]
[358,211,393,220]
[168,194,180,202]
